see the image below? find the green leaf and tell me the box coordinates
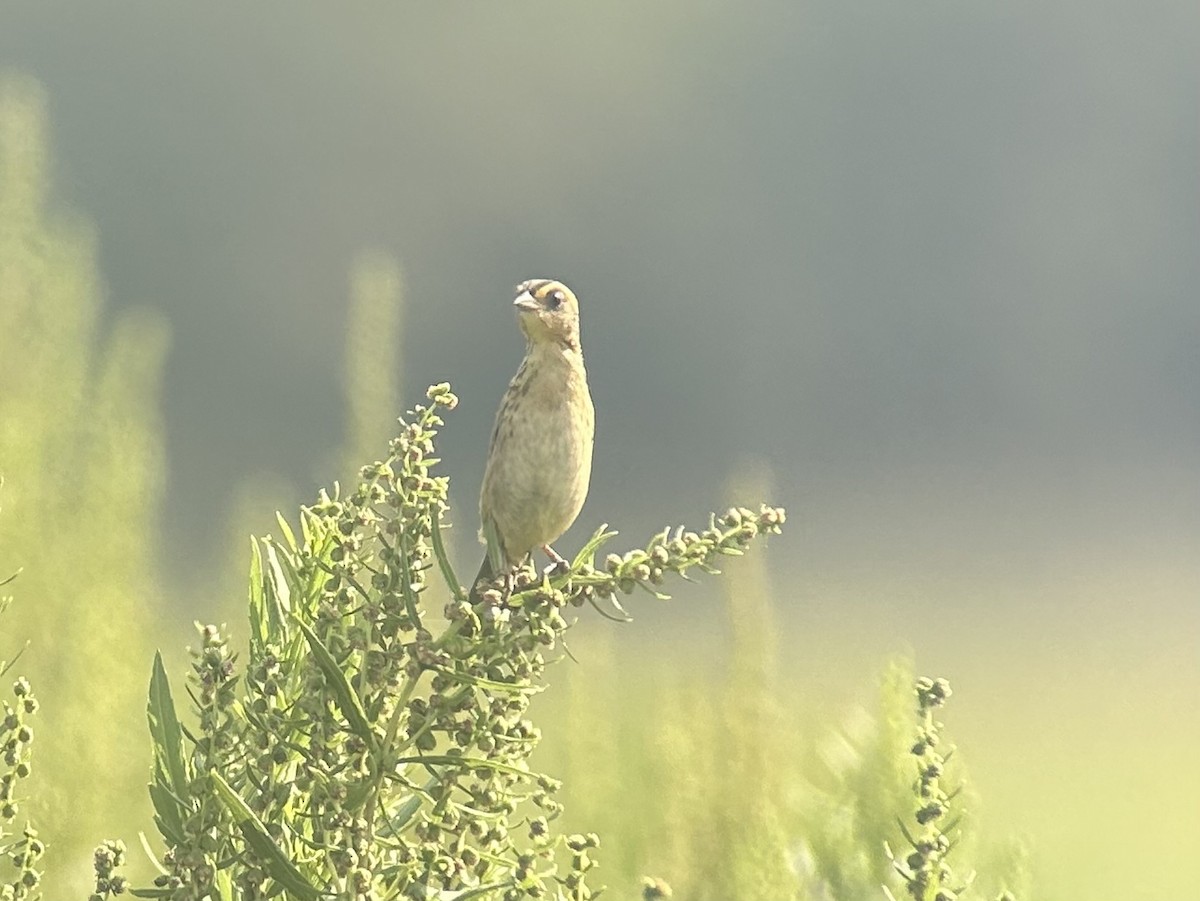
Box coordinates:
[210,771,325,901]
[635,581,671,601]
[646,526,671,550]
[146,652,189,842]
[400,567,423,629]
[0,641,28,679]
[275,510,299,553]
[586,595,632,623]
[571,523,619,570]
[429,666,543,695]
[248,538,267,653]
[299,507,324,552]
[381,775,437,836]
[395,881,511,901]
[214,868,235,901]
[429,883,510,901]
[137,831,169,876]
[387,793,423,832]
[262,542,292,636]
[295,620,376,750]
[392,754,534,779]
[430,504,465,601]
[148,782,185,846]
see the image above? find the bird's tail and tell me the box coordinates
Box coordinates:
[470,516,507,602]
[467,554,494,604]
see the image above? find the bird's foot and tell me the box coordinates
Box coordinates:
[541,544,571,577]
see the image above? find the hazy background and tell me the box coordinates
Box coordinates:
[2,2,1198,898]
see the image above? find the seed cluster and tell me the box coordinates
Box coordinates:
[141,383,785,901]
[1,676,42,901]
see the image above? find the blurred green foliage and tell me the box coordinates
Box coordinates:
[538,540,1029,901]
[0,78,167,896]
[0,636,44,899]
[1,74,1027,901]
[338,252,404,483]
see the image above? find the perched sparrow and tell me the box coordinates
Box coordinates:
[471,279,595,599]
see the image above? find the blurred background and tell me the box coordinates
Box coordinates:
[1,1,1197,898]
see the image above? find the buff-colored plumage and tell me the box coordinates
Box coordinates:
[472,279,594,598]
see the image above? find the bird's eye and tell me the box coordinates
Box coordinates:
[547,289,565,310]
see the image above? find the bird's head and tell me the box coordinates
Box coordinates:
[513,279,581,351]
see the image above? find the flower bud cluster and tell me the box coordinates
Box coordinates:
[0,673,42,901]
[1,594,42,898]
[153,623,247,901]
[498,504,786,614]
[1,678,37,822]
[0,823,43,901]
[88,839,127,900]
[891,677,978,901]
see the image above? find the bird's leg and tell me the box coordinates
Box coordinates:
[541,544,571,577]
[502,554,534,603]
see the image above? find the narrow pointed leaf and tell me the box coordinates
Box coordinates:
[214,869,234,901]
[392,754,533,778]
[586,595,632,623]
[299,507,319,549]
[147,654,189,845]
[429,666,544,695]
[147,653,188,798]
[248,538,267,652]
[400,570,422,629]
[262,542,292,635]
[148,783,185,846]
[0,642,28,679]
[138,831,169,876]
[571,523,618,570]
[435,883,510,900]
[635,582,672,601]
[275,511,299,553]
[210,772,324,901]
[382,775,438,836]
[295,620,375,749]
[430,506,465,600]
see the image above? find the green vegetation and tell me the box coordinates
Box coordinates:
[1,77,1026,900]
[538,543,1030,901]
[131,384,786,901]
[0,605,45,900]
[0,76,167,895]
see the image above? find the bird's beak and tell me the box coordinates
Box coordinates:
[513,290,540,313]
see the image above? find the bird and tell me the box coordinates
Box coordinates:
[470,278,595,601]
